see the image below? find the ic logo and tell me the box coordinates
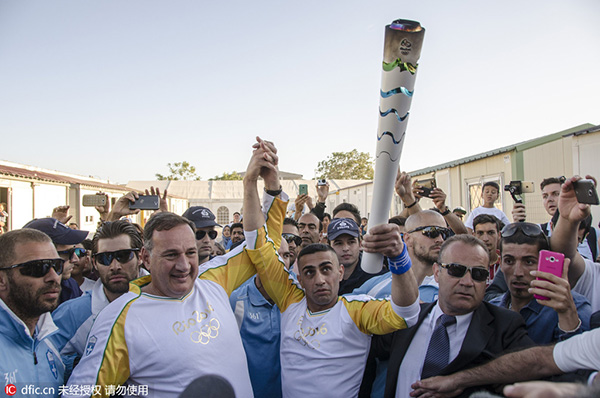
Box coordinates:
[5,384,16,396]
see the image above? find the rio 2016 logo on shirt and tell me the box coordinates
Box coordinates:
[46,350,58,379]
[85,335,98,356]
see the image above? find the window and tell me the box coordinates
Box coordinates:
[465,175,504,212]
[217,206,229,225]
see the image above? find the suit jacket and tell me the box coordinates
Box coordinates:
[373,301,534,398]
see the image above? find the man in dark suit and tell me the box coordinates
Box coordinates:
[369,234,534,398]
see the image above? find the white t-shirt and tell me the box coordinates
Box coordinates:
[573,258,600,313]
[553,328,600,373]
[465,206,511,230]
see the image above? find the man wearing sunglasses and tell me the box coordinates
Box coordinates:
[0,228,66,397]
[282,217,301,267]
[488,222,591,344]
[370,234,533,398]
[24,217,90,305]
[182,206,221,265]
[51,220,145,380]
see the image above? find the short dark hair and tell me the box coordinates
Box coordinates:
[540,177,563,191]
[143,212,195,252]
[332,203,361,225]
[482,181,499,192]
[299,213,323,232]
[233,212,241,216]
[323,213,331,221]
[283,217,298,227]
[438,234,488,264]
[92,220,143,255]
[230,222,244,232]
[82,239,93,251]
[297,243,337,265]
[499,225,549,253]
[0,228,53,269]
[472,214,502,232]
[388,216,407,227]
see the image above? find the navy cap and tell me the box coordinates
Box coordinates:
[327,218,360,240]
[23,218,89,245]
[182,206,221,229]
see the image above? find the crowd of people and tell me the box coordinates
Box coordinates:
[1,137,599,398]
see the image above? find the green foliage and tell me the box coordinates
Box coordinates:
[209,171,243,181]
[156,161,201,181]
[316,149,374,179]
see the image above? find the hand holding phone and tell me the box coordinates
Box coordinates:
[573,179,599,205]
[129,195,160,211]
[533,250,565,301]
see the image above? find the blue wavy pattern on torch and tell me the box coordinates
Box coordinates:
[380,87,413,98]
[377,131,405,144]
[379,108,409,122]
[376,151,400,162]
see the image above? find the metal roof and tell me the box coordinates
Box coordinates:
[409,123,597,177]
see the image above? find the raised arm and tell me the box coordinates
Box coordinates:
[362,224,419,316]
[430,187,467,235]
[550,175,593,287]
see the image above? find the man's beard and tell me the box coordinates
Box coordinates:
[6,272,61,320]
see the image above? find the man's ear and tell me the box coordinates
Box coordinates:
[338,264,345,281]
[140,247,151,271]
[433,262,440,283]
[0,270,9,292]
[404,233,413,248]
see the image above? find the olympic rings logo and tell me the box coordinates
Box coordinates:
[190,318,220,345]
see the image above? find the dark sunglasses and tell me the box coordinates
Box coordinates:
[408,226,452,240]
[501,222,545,239]
[0,258,64,278]
[282,233,302,246]
[94,249,140,266]
[439,262,489,282]
[196,230,218,240]
[57,247,87,260]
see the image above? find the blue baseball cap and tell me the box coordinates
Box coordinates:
[327,218,360,240]
[182,206,221,229]
[23,218,89,245]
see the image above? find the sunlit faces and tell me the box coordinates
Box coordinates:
[474,222,499,257]
[501,243,539,302]
[482,186,499,207]
[297,250,344,312]
[94,234,141,302]
[542,183,561,216]
[70,243,91,281]
[434,241,489,316]
[330,235,360,269]
[0,240,62,319]
[298,213,320,248]
[142,224,199,298]
[195,226,216,258]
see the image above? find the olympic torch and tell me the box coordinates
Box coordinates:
[362,19,425,273]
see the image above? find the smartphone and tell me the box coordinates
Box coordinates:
[82,194,107,207]
[416,178,436,198]
[129,195,160,211]
[299,184,308,196]
[317,179,327,186]
[534,250,565,300]
[573,179,600,205]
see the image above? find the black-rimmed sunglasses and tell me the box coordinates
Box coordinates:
[439,262,489,282]
[94,249,140,266]
[0,258,64,278]
[408,226,452,240]
[501,222,546,239]
[196,230,218,240]
[57,247,87,260]
[282,233,302,246]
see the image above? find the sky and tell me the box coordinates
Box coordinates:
[1,0,598,184]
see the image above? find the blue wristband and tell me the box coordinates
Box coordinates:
[387,244,412,275]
